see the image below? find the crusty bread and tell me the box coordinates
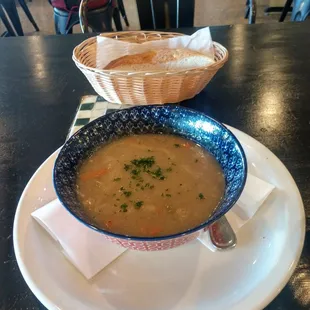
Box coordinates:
[104,48,214,71]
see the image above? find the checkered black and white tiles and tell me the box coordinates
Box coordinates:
[68,96,134,138]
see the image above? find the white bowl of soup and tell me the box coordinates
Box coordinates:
[54,105,247,251]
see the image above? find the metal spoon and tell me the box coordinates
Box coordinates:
[209,216,237,250]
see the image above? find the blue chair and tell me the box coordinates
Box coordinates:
[273,0,310,22]
[291,0,310,21]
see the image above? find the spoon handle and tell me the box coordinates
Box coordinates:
[209,216,237,250]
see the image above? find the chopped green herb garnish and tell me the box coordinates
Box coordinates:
[166,167,173,172]
[120,187,132,197]
[141,186,145,190]
[132,175,144,182]
[142,183,154,189]
[136,183,141,187]
[147,149,152,152]
[125,156,168,182]
[134,201,144,209]
[195,159,199,163]
[113,177,121,182]
[123,191,132,197]
[120,203,128,212]
[166,194,172,197]
[148,167,164,179]
[124,164,131,171]
[174,144,181,148]
[198,193,205,200]
[131,156,155,169]
[131,169,140,176]
[116,198,120,201]
[171,162,176,166]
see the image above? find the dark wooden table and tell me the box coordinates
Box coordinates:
[0,22,309,309]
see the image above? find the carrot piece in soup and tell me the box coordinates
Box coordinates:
[106,220,113,229]
[149,227,162,235]
[80,168,108,181]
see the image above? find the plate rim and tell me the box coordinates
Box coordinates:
[13,127,306,310]
[13,148,60,310]
[226,125,306,309]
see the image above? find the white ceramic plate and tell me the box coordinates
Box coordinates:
[13,127,305,310]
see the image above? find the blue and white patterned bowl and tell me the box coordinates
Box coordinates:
[54,105,247,251]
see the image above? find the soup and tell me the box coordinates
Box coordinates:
[76,134,225,237]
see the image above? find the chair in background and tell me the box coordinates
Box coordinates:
[264,0,292,19]
[279,0,293,22]
[265,0,309,22]
[79,0,123,33]
[53,6,79,34]
[51,0,124,34]
[117,0,129,26]
[0,0,39,36]
[290,0,310,20]
[135,0,195,30]
[18,0,39,31]
[244,0,256,24]
[0,4,16,36]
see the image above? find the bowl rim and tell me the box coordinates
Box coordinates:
[53,105,247,242]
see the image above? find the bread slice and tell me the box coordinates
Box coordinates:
[104,48,214,71]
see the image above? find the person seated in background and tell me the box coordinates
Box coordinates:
[50,0,114,34]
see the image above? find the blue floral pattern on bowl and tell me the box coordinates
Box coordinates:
[54,105,247,245]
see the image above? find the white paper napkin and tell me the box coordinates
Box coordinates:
[198,174,275,251]
[32,173,274,279]
[32,200,126,280]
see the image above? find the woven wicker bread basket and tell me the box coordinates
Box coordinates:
[73,31,228,105]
